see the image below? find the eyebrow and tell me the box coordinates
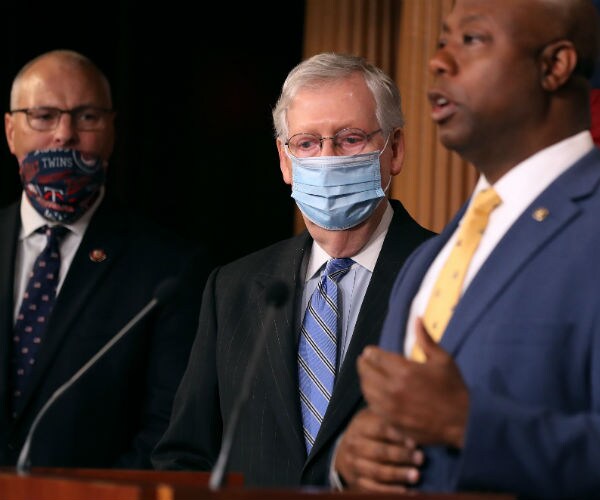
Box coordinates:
[441,13,488,33]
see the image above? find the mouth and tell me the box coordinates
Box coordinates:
[428,90,456,123]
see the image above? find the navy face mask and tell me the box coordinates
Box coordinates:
[290,148,389,230]
[20,148,106,223]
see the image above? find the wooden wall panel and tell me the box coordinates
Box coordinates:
[298,0,476,234]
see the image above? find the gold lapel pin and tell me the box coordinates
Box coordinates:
[532,207,549,222]
[89,249,107,263]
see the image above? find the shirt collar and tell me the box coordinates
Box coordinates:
[474,131,595,204]
[19,186,105,241]
[305,201,393,281]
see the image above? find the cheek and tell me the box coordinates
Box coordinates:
[11,130,53,161]
[280,157,293,185]
[460,60,536,114]
[80,132,114,159]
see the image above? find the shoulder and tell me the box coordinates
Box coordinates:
[214,231,310,279]
[388,198,436,241]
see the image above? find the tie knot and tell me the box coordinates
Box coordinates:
[470,188,502,216]
[37,225,69,242]
[324,258,354,283]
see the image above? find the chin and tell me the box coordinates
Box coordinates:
[439,130,470,155]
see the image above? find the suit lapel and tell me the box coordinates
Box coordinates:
[14,199,125,416]
[442,151,600,356]
[0,202,20,423]
[260,233,311,463]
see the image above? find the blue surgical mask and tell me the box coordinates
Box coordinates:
[290,148,390,230]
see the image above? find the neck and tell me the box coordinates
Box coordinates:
[307,201,387,258]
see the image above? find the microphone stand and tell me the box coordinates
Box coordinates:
[16,276,180,475]
[209,281,288,490]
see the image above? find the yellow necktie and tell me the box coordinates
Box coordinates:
[412,188,502,362]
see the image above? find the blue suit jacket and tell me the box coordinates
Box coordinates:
[379,147,600,499]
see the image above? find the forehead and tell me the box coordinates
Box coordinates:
[446,0,554,52]
[287,73,376,129]
[15,60,110,107]
[447,0,542,32]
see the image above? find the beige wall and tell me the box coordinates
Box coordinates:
[297,0,476,234]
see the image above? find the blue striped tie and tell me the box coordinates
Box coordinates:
[298,257,354,453]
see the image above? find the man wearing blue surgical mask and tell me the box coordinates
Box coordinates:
[0,50,206,468]
[153,52,434,487]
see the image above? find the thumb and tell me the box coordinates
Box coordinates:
[415,317,447,362]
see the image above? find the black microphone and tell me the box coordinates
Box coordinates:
[15,276,181,475]
[209,281,289,490]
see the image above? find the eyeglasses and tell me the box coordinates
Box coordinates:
[285,128,383,158]
[9,106,114,131]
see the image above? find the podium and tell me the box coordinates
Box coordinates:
[0,468,517,500]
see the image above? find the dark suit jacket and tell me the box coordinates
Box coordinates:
[0,195,204,468]
[152,199,435,486]
[379,148,600,499]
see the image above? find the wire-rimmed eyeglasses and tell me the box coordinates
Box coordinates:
[285,128,383,158]
[9,106,114,132]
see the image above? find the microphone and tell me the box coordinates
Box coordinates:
[15,275,181,475]
[209,281,289,490]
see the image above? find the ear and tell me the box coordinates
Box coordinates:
[4,112,16,155]
[276,139,293,185]
[389,128,405,176]
[539,40,578,91]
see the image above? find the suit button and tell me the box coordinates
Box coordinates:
[7,443,14,450]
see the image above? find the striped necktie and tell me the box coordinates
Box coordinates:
[298,257,354,452]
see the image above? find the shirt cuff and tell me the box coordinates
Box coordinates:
[328,435,346,490]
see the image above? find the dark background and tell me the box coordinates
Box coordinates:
[0,2,305,266]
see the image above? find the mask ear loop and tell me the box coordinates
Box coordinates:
[382,173,392,194]
[377,131,392,158]
[378,130,393,195]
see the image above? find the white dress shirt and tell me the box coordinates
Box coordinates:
[13,188,105,323]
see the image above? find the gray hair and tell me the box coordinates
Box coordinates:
[272,52,404,140]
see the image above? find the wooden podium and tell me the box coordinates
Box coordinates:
[0,468,517,500]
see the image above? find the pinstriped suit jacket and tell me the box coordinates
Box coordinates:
[152,199,435,486]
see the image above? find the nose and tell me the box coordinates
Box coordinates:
[429,49,456,77]
[52,113,79,146]
[319,137,337,156]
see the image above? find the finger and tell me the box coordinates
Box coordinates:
[361,345,406,369]
[354,435,423,466]
[359,346,408,386]
[358,349,411,414]
[362,409,417,448]
[357,350,392,402]
[415,317,447,363]
[354,458,420,491]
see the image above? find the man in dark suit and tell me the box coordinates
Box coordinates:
[152,52,435,486]
[334,1,600,498]
[0,49,203,468]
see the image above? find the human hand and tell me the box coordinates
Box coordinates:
[358,318,469,448]
[334,407,423,493]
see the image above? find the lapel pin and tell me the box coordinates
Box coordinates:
[532,207,549,222]
[89,249,107,263]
